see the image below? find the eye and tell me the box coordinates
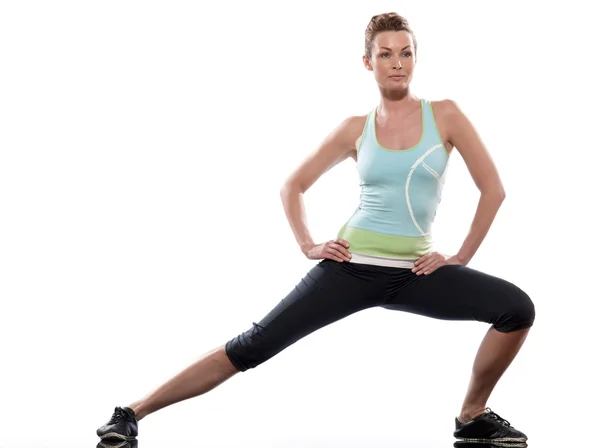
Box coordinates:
[381,52,391,58]
[402,52,412,57]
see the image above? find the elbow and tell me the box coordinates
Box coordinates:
[280,180,303,200]
[497,184,506,202]
[483,185,506,203]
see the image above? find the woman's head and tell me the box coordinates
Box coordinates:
[363,13,418,91]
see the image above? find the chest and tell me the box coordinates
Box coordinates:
[374,109,423,151]
[357,145,449,185]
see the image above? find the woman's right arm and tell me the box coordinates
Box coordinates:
[279,115,365,260]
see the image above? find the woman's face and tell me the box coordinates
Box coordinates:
[364,31,416,91]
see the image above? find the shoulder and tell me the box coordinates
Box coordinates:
[328,113,369,146]
[317,113,369,162]
[338,114,369,136]
[429,98,464,121]
[428,98,473,140]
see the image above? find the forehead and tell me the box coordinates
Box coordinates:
[372,31,414,50]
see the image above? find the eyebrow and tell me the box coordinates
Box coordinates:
[380,45,412,51]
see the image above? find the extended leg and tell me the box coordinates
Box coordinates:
[98,259,386,440]
[128,344,239,421]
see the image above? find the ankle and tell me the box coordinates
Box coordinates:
[459,406,487,423]
[127,402,146,421]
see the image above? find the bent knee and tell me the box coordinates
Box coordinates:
[494,287,536,332]
[225,321,290,372]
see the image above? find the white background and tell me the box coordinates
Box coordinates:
[1,1,598,447]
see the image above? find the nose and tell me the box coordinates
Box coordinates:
[392,58,402,70]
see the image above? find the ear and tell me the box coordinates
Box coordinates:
[362,55,373,71]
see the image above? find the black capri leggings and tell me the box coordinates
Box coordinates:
[225,259,535,372]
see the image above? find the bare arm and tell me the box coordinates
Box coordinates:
[445,100,506,264]
[280,115,365,256]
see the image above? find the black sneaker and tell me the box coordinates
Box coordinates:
[453,407,527,443]
[96,406,138,440]
[97,440,138,448]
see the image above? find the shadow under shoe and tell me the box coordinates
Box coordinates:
[96,406,138,441]
[453,408,527,444]
[454,441,528,448]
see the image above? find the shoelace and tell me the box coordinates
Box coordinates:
[108,407,129,425]
[484,407,512,427]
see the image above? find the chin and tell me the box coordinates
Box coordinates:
[384,82,409,90]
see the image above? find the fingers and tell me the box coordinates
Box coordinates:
[326,245,351,262]
[326,239,352,262]
[413,252,433,274]
[336,238,351,251]
[412,252,443,275]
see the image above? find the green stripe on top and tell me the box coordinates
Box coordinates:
[337,225,432,259]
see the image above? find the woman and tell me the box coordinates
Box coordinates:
[97,12,534,444]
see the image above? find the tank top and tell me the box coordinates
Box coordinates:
[337,98,451,268]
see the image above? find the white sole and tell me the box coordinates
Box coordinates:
[97,441,135,448]
[455,437,527,446]
[99,432,137,441]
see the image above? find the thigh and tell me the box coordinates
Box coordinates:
[381,264,534,330]
[226,259,388,370]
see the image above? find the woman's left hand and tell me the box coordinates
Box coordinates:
[412,252,464,275]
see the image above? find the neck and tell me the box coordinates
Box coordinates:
[377,87,419,118]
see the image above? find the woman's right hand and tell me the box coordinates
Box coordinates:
[304,238,352,262]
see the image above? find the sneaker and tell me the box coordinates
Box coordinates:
[453,407,527,443]
[96,406,138,440]
[97,440,138,448]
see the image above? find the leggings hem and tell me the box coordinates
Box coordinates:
[225,340,248,372]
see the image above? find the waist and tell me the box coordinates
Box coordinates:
[348,252,416,269]
[337,225,432,261]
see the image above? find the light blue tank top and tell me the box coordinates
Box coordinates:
[337,99,450,267]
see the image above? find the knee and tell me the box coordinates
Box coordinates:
[495,287,536,333]
[224,340,246,372]
[517,288,536,327]
[224,322,279,372]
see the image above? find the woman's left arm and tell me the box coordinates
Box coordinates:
[413,100,505,275]
[449,99,506,264]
